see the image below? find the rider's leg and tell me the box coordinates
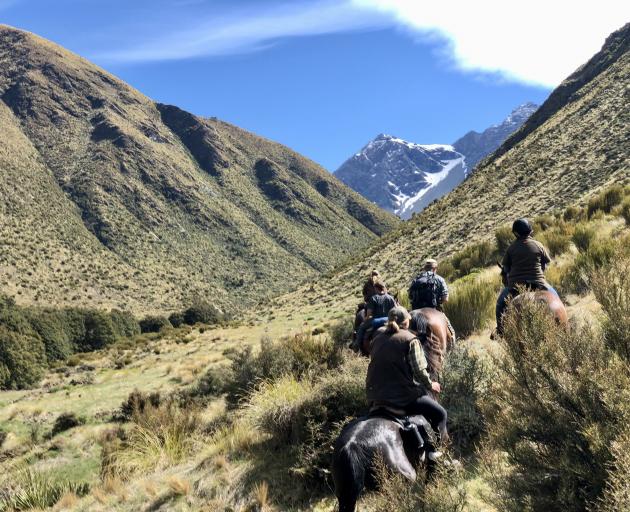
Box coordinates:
[354,318,373,348]
[495,286,511,335]
[405,395,448,443]
[371,316,388,330]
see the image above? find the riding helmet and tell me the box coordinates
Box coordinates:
[512,218,533,237]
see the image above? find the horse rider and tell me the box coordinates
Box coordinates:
[409,259,456,343]
[494,218,559,336]
[362,269,380,303]
[351,280,397,351]
[366,306,447,460]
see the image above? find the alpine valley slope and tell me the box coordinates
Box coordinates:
[0,25,399,314]
[335,103,537,219]
[276,22,630,317]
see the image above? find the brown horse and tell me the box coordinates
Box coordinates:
[360,307,451,381]
[511,290,568,326]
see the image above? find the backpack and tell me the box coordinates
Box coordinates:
[409,271,438,309]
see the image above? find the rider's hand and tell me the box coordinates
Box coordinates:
[431,381,441,393]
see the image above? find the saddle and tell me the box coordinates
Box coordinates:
[368,405,434,450]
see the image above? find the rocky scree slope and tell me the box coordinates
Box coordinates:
[335,104,537,218]
[0,25,399,314]
[279,23,630,314]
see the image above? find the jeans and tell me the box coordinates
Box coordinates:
[356,316,387,346]
[496,285,559,333]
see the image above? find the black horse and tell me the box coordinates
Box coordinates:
[332,412,435,512]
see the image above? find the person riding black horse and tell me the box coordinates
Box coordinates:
[366,306,448,460]
[351,280,397,352]
[409,258,456,344]
[494,218,560,336]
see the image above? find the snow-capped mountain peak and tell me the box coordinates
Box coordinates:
[335,102,538,218]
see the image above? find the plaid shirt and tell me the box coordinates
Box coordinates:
[409,338,432,389]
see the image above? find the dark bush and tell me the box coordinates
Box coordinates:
[168,311,185,328]
[51,412,84,436]
[182,300,223,325]
[139,315,171,333]
[117,390,162,422]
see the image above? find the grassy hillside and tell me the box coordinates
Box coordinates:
[0,25,398,315]
[0,189,628,512]
[270,23,630,321]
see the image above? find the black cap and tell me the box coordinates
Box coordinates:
[512,218,533,237]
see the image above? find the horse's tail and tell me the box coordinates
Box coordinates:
[332,441,366,512]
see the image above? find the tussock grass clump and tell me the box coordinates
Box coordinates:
[245,357,368,478]
[572,222,596,252]
[484,290,630,512]
[194,331,345,405]
[443,274,498,338]
[102,399,200,478]
[587,184,625,217]
[495,225,514,255]
[0,468,89,511]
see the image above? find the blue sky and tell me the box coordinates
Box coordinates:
[1,0,627,170]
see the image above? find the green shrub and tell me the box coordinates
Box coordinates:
[485,296,630,512]
[595,430,630,512]
[587,184,624,217]
[182,300,223,325]
[0,327,46,389]
[25,311,72,362]
[109,309,140,338]
[533,214,556,232]
[572,223,596,252]
[591,255,630,362]
[139,315,171,333]
[441,345,494,455]
[443,274,498,338]
[450,241,496,278]
[328,319,353,349]
[80,310,117,351]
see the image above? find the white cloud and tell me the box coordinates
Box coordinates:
[352,0,630,87]
[99,0,385,63]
